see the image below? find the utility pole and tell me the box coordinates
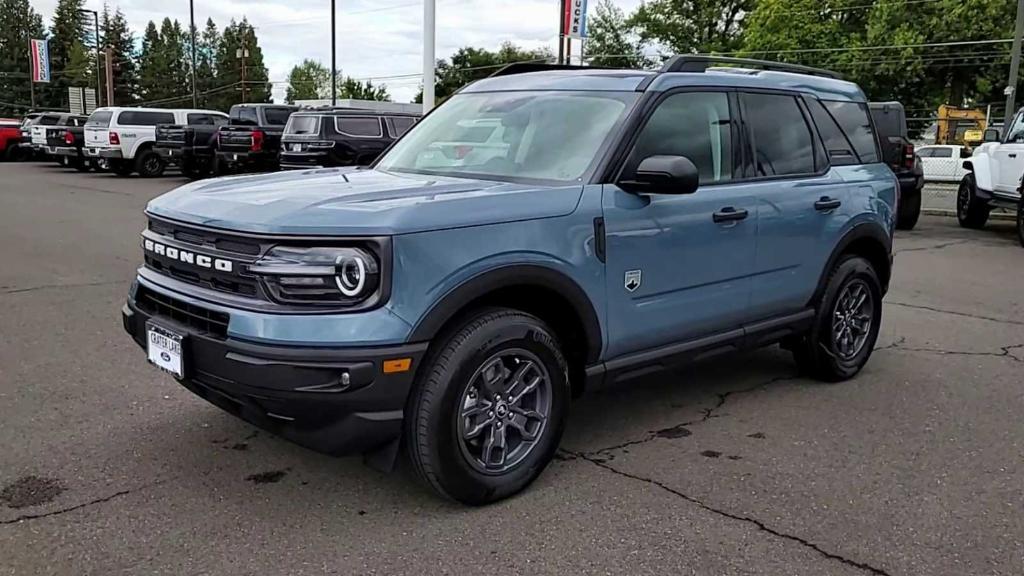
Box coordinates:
[104,47,113,105]
[1004,0,1024,129]
[237,47,249,103]
[77,9,102,108]
[423,0,435,112]
[190,0,197,108]
[331,0,337,106]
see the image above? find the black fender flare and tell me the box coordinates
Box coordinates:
[810,222,892,306]
[408,264,603,364]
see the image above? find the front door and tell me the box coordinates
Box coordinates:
[994,111,1024,194]
[602,90,757,359]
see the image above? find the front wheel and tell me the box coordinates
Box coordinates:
[957,174,990,229]
[406,309,569,505]
[793,256,883,382]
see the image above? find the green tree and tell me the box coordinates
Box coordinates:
[159,18,189,98]
[211,18,269,109]
[0,0,47,114]
[629,0,752,55]
[47,0,87,108]
[63,39,93,88]
[285,59,329,102]
[138,20,168,102]
[585,0,652,69]
[415,42,552,103]
[101,5,138,105]
[339,76,390,101]
[194,18,220,106]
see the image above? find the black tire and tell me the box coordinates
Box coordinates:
[896,187,921,230]
[793,256,883,382]
[406,309,569,505]
[181,158,209,181]
[957,174,990,229]
[135,149,165,177]
[110,159,134,176]
[73,158,90,172]
[88,159,101,172]
[1017,201,1024,248]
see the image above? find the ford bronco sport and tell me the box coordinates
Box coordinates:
[123,57,896,504]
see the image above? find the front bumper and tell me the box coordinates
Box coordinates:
[123,293,428,456]
[85,147,123,159]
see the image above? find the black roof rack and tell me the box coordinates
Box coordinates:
[661,55,842,80]
[488,62,620,78]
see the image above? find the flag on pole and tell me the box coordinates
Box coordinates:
[563,0,588,39]
[30,39,50,83]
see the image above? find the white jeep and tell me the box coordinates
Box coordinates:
[958,109,1024,246]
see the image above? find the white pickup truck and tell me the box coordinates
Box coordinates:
[84,107,227,177]
[958,110,1024,246]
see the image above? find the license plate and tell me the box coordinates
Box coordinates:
[147,323,184,378]
[232,153,238,161]
[86,148,98,156]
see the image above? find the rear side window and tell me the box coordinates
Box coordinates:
[118,111,175,126]
[263,108,294,125]
[336,116,382,138]
[823,101,879,163]
[386,116,416,138]
[39,115,60,126]
[86,111,112,127]
[285,115,320,135]
[744,93,815,177]
[807,99,859,166]
[931,147,953,158]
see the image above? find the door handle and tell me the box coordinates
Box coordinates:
[814,196,842,211]
[1009,153,1017,158]
[712,207,749,223]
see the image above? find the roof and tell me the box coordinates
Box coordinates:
[463,59,866,103]
[292,108,421,117]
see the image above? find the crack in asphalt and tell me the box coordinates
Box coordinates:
[887,301,1024,327]
[0,279,125,295]
[0,479,167,525]
[893,239,968,254]
[571,453,892,576]
[877,340,1024,363]
[582,374,799,458]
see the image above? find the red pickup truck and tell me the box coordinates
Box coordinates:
[0,118,23,160]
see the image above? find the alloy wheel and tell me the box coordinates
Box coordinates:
[832,279,874,360]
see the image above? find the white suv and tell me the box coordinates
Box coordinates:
[959,109,1024,245]
[84,107,227,177]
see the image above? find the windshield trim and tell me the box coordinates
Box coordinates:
[374,89,640,186]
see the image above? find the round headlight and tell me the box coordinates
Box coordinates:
[335,254,367,297]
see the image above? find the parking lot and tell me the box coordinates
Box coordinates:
[1,161,1022,575]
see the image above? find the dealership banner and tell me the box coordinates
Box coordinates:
[563,0,588,39]
[30,39,50,83]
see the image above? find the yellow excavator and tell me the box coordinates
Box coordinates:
[935,104,987,149]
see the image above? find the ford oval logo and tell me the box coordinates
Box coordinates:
[160,352,171,362]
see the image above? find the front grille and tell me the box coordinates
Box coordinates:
[144,217,263,298]
[136,285,229,338]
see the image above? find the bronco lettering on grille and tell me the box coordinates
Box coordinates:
[143,238,234,272]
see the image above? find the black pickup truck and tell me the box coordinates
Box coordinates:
[869,101,924,230]
[216,104,297,173]
[44,125,96,171]
[154,112,229,180]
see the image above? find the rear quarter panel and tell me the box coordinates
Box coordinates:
[833,163,897,242]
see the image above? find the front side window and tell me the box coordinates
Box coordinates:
[1004,112,1024,143]
[232,107,259,125]
[745,93,816,177]
[387,116,416,138]
[378,90,636,183]
[625,91,734,184]
[39,115,60,126]
[335,117,383,138]
[931,147,953,158]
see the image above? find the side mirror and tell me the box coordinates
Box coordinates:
[622,155,700,195]
[983,128,1000,142]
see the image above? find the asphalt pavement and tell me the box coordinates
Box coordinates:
[1,161,1022,575]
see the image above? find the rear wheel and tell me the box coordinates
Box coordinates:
[72,157,90,172]
[135,149,165,177]
[896,187,921,230]
[957,174,990,229]
[406,309,569,505]
[109,159,133,176]
[793,256,883,382]
[1017,201,1024,248]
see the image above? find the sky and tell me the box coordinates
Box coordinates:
[34,0,645,104]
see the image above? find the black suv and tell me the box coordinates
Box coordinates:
[279,109,418,169]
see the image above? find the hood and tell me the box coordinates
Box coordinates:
[146,168,583,236]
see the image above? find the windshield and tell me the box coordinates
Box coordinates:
[376,90,637,183]
[86,110,112,128]
[285,115,320,136]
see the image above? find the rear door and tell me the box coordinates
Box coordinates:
[744,93,854,319]
[334,116,388,164]
[602,90,757,357]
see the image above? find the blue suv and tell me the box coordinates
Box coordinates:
[122,57,896,504]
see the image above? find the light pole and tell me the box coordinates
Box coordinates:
[331,0,337,106]
[77,8,102,108]
[189,0,197,108]
[1004,0,1024,129]
[423,0,435,112]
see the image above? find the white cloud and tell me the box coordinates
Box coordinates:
[36,0,645,104]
